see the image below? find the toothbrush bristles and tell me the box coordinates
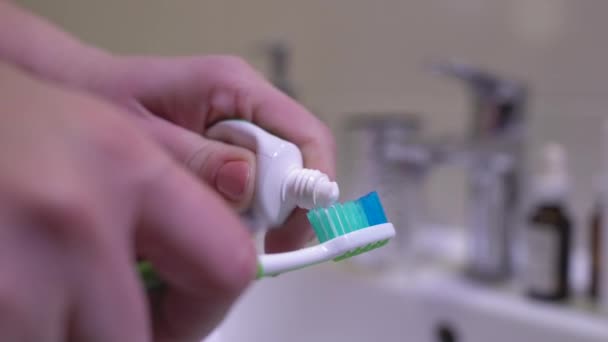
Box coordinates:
[306,191,391,261]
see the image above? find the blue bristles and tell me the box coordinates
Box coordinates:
[358,191,388,226]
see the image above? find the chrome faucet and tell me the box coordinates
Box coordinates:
[338,63,527,277]
[433,63,528,281]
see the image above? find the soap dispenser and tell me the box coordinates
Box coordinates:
[524,143,572,301]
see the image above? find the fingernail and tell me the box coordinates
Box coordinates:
[216,160,251,202]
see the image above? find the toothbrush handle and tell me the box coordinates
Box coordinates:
[138,244,333,288]
[138,261,165,291]
[257,244,337,278]
[138,244,333,287]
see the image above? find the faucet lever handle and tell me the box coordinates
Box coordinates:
[429,61,527,138]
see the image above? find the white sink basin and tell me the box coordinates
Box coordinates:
[416,275,608,342]
[217,265,425,342]
[214,263,608,342]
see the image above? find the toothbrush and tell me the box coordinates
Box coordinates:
[139,191,394,286]
[257,191,395,277]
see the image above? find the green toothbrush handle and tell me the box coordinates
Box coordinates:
[138,261,165,291]
[138,260,266,291]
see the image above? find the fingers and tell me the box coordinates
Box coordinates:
[57,211,151,342]
[122,56,336,254]
[135,113,255,211]
[197,58,337,251]
[67,230,150,342]
[200,57,335,177]
[0,270,58,342]
[0,225,68,342]
[0,212,148,342]
[250,85,336,178]
[136,162,256,341]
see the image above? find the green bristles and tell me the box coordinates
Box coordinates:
[306,191,390,261]
[308,202,368,243]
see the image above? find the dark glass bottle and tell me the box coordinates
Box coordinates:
[589,200,602,301]
[525,202,571,301]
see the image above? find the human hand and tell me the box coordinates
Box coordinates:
[0,63,256,341]
[0,0,336,251]
[82,54,336,252]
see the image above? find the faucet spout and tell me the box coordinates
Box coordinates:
[432,62,529,282]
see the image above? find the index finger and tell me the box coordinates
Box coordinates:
[201,59,336,179]
[250,86,336,178]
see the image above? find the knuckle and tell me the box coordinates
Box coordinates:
[85,116,167,189]
[215,55,250,71]
[185,142,217,182]
[24,185,116,262]
[318,122,336,151]
[196,236,256,299]
[89,123,147,166]
[306,120,336,153]
[29,186,97,234]
[73,98,154,170]
[199,55,255,84]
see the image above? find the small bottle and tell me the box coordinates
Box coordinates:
[524,143,572,301]
[595,118,608,312]
[588,194,602,302]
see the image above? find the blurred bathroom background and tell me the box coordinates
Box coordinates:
[19,0,608,341]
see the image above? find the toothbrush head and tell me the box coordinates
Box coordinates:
[306,191,393,261]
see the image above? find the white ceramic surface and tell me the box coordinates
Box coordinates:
[215,263,608,342]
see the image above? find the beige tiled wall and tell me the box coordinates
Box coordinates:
[19,0,608,246]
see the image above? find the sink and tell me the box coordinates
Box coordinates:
[416,276,608,342]
[216,264,426,342]
[212,263,608,342]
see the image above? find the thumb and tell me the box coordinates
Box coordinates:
[136,114,255,210]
